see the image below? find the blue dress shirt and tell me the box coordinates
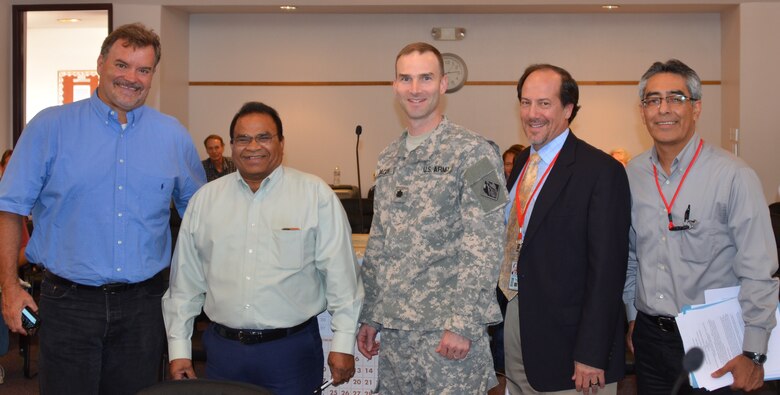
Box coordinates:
[0,93,206,285]
[505,129,570,232]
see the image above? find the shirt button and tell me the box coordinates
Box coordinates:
[117,212,123,217]
[116,268,122,272]
[661,236,666,241]
[248,249,253,253]
[245,276,251,280]
[118,185,123,190]
[117,240,123,245]
[659,294,665,299]
[119,159,124,164]
[251,223,255,227]
[664,180,670,185]
[244,304,250,310]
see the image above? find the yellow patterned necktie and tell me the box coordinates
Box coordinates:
[499,153,540,300]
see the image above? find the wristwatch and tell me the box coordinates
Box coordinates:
[742,351,767,365]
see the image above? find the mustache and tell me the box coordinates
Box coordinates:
[113,78,143,91]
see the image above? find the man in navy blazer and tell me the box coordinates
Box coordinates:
[503,64,631,394]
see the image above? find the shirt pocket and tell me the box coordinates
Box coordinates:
[271,229,304,270]
[129,172,174,222]
[678,222,715,264]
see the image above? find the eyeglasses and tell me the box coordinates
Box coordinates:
[233,133,278,146]
[641,94,697,110]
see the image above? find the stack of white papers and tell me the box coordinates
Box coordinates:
[675,286,780,390]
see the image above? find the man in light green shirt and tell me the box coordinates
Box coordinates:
[162,102,363,394]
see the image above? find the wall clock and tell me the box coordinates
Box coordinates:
[442,53,467,93]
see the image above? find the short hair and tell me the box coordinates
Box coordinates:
[100,23,161,68]
[395,42,444,76]
[638,59,702,100]
[203,135,224,147]
[1,149,12,168]
[517,64,581,123]
[503,144,526,161]
[229,102,284,142]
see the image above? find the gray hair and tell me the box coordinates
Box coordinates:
[638,59,701,100]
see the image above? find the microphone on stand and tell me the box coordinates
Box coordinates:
[355,125,365,233]
[671,347,704,395]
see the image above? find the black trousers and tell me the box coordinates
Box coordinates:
[633,311,741,395]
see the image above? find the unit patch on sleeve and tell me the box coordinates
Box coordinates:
[464,157,508,212]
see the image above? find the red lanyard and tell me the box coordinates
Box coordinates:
[514,152,560,240]
[652,139,703,230]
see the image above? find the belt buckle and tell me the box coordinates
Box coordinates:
[656,316,675,332]
[238,330,259,345]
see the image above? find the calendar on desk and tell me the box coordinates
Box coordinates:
[318,313,379,394]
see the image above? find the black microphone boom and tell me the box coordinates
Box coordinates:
[671,347,704,395]
[355,125,365,233]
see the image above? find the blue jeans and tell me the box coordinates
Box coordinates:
[203,319,324,395]
[38,272,167,395]
[0,304,8,356]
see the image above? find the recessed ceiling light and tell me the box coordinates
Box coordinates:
[57,18,82,23]
[601,5,620,10]
[280,5,297,11]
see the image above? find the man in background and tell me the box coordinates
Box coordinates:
[0,23,205,394]
[624,59,778,394]
[503,64,630,394]
[202,134,236,181]
[163,101,362,394]
[357,42,507,394]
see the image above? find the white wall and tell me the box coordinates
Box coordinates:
[738,2,780,202]
[25,27,106,123]
[188,12,722,192]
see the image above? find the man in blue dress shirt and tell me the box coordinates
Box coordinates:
[0,23,205,394]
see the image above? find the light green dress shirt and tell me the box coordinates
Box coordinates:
[163,166,364,360]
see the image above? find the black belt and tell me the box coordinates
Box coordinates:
[213,317,314,345]
[44,270,161,293]
[640,311,678,333]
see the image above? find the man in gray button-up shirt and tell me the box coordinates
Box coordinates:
[623,59,779,394]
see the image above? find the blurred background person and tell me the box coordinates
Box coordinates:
[610,148,630,167]
[0,149,12,180]
[202,134,236,182]
[503,144,526,179]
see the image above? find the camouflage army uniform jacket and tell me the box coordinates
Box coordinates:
[360,117,508,341]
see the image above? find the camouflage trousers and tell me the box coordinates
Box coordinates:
[378,328,497,395]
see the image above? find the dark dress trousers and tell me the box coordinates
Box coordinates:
[508,132,631,391]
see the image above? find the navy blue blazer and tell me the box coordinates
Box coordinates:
[507,131,631,391]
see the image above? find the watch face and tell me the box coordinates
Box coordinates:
[442,53,467,93]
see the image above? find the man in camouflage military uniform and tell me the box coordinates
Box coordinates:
[356,42,508,394]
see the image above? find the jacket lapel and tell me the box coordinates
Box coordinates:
[522,132,578,245]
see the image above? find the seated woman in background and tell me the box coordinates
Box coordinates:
[0,149,13,180]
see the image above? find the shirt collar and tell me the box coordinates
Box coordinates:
[531,128,569,164]
[235,165,285,194]
[89,89,145,127]
[650,133,702,176]
[397,115,450,160]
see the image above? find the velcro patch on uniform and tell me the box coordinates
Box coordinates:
[465,158,507,212]
[376,167,394,178]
